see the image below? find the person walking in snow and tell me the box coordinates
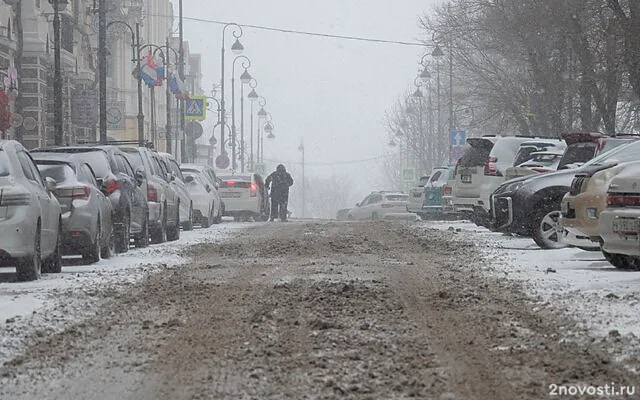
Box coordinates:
[265,164,294,221]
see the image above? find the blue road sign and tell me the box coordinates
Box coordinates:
[449,129,466,147]
[184,96,206,121]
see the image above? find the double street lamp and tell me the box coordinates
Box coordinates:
[247,79,259,172]
[231,55,252,172]
[49,0,68,146]
[256,97,267,164]
[219,23,244,159]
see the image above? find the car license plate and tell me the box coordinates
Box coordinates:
[220,192,241,198]
[612,218,640,234]
[461,175,472,184]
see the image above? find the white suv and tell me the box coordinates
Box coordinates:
[452,136,542,226]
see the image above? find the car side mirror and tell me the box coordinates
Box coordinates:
[205,184,211,192]
[169,172,176,182]
[184,175,194,183]
[355,203,360,207]
[95,177,104,189]
[134,167,146,185]
[45,177,57,192]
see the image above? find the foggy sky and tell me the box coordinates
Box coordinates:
[177,0,438,198]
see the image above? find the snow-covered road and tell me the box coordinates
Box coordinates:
[0,221,251,365]
[427,220,640,366]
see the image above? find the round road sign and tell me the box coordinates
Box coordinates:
[22,116,37,131]
[215,154,230,169]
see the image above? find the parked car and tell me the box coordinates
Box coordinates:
[33,153,115,263]
[121,146,180,243]
[598,164,640,270]
[156,152,193,230]
[452,135,539,226]
[347,191,412,220]
[490,140,640,249]
[181,169,222,227]
[555,132,636,170]
[0,140,62,281]
[407,175,430,218]
[336,208,351,220]
[32,146,149,253]
[560,160,640,251]
[180,163,223,224]
[422,166,455,217]
[510,139,566,169]
[218,173,270,221]
[505,150,565,180]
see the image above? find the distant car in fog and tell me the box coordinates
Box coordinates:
[348,191,412,220]
[336,208,350,220]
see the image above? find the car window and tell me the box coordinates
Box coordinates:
[37,163,75,184]
[71,151,111,178]
[458,141,493,167]
[121,155,135,176]
[489,139,524,164]
[169,160,185,181]
[557,142,596,169]
[581,141,640,167]
[429,171,442,182]
[384,194,408,201]
[369,194,383,203]
[78,164,98,186]
[17,151,38,182]
[513,146,541,166]
[151,157,166,179]
[0,149,10,177]
[418,176,430,186]
[124,150,144,171]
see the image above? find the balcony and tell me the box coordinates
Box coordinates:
[0,25,17,52]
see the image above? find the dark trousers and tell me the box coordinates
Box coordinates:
[270,192,289,220]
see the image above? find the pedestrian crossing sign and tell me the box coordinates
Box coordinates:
[184,96,206,121]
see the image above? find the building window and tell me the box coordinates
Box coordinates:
[61,14,73,53]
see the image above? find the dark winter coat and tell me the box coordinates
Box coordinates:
[265,170,293,199]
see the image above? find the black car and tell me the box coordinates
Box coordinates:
[31,146,149,253]
[490,140,640,249]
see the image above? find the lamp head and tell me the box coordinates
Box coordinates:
[231,38,244,54]
[257,107,267,117]
[412,88,423,98]
[48,0,68,11]
[419,68,431,81]
[388,139,397,147]
[240,69,252,84]
[431,44,444,58]
[263,121,274,133]
[247,88,259,101]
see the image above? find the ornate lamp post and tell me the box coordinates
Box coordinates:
[262,113,274,164]
[48,0,68,145]
[247,79,259,172]
[256,97,267,163]
[219,23,244,159]
[231,55,251,172]
[431,44,444,145]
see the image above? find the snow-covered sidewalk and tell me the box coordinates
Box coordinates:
[426,220,640,362]
[0,222,250,365]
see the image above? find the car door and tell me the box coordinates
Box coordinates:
[166,158,191,223]
[152,155,179,219]
[79,163,112,243]
[115,153,145,230]
[367,193,383,218]
[17,151,56,253]
[353,195,371,220]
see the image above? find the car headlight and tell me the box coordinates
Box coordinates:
[496,180,525,195]
[586,166,622,193]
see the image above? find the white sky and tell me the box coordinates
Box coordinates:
[176,0,438,197]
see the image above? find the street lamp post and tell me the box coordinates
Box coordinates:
[412,76,426,176]
[298,139,305,219]
[220,23,244,161]
[49,0,67,146]
[206,95,221,166]
[262,113,274,164]
[247,79,258,172]
[103,20,141,145]
[257,97,267,163]
[231,55,251,172]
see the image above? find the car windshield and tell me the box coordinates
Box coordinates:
[458,140,493,167]
[0,149,10,177]
[581,141,640,168]
[557,142,596,169]
[513,146,543,166]
[384,194,408,201]
[520,154,562,167]
[490,139,525,164]
[37,163,75,184]
[123,150,144,170]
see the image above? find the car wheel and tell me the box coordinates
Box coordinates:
[151,207,168,244]
[182,202,194,231]
[43,222,63,273]
[532,206,568,249]
[602,249,639,270]
[167,206,181,241]
[101,229,116,259]
[115,212,130,253]
[135,212,150,248]
[213,203,222,224]
[83,219,101,264]
[17,223,42,282]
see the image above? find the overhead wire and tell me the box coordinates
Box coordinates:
[263,154,395,166]
[147,14,429,48]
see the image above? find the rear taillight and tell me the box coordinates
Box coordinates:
[249,183,257,197]
[484,156,501,176]
[55,186,91,200]
[147,185,158,202]
[104,179,120,194]
[443,185,452,195]
[607,194,640,207]
[0,191,30,206]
